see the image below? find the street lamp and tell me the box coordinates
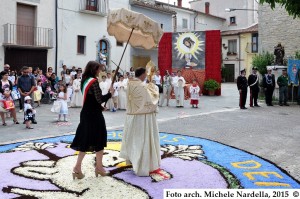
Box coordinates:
[225,8,258,12]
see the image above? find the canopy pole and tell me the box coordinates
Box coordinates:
[104,28,134,107]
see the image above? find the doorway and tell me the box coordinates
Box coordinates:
[223,64,235,82]
[98,39,109,69]
[4,48,48,74]
[17,3,36,46]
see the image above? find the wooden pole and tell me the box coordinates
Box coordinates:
[104,28,134,107]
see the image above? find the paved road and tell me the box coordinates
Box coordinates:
[0,83,299,181]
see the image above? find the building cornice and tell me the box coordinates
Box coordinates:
[222,24,258,36]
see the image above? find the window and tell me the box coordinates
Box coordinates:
[182,18,188,29]
[77,35,86,54]
[116,41,123,47]
[228,40,237,55]
[86,0,98,11]
[252,33,258,53]
[230,16,236,25]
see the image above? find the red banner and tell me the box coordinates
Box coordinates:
[205,30,222,95]
[158,33,172,76]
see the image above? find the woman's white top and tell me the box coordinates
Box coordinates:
[153,75,161,85]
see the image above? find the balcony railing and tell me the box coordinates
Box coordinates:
[79,0,108,16]
[3,23,53,49]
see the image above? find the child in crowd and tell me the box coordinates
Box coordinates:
[189,79,200,108]
[46,82,55,99]
[111,81,119,112]
[67,83,73,106]
[33,80,44,107]
[56,84,68,122]
[24,96,35,129]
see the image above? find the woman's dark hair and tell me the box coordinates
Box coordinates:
[0,71,8,77]
[66,69,70,74]
[135,67,146,78]
[130,67,134,72]
[59,84,67,93]
[81,61,103,90]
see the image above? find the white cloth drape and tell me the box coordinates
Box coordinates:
[120,114,161,176]
[119,79,160,176]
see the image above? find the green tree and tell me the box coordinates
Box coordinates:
[295,51,300,60]
[259,0,300,18]
[252,51,274,75]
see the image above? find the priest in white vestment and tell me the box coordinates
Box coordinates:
[118,75,127,110]
[119,67,161,176]
[174,70,186,107]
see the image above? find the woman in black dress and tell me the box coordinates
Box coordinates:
[71,61,113,179]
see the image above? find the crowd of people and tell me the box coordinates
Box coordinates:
[0,64,85,127]
[0,63,203,129]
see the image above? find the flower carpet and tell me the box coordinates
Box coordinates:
[0,131,299,198]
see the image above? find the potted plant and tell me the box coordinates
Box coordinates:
[204,79,220,96]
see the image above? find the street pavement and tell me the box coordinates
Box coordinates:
[0,83,299,181]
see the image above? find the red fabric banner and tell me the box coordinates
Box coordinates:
[205,30,222,95]
[158,33,172,76]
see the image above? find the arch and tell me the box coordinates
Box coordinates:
[97,37,111,71]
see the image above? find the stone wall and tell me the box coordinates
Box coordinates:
[258,4,300,57]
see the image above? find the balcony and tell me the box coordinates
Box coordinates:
[3,24,53,49]
[79,0,108,16]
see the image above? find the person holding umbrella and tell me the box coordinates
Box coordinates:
[71,61,114,179]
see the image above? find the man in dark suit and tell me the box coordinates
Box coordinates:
[237,69,248,109]
[262,66,276,106]
[248,67,260,107]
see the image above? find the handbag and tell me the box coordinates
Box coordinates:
[51,101,61,113]
[3,100,15,110]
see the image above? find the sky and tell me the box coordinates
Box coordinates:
[156,0,191,8]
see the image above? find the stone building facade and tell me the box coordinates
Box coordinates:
[258,4,300,57]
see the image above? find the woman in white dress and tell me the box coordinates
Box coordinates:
[117,75,127,110]
[70,73,83,107]
[64,69,72,86]
[56,84,68,122]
